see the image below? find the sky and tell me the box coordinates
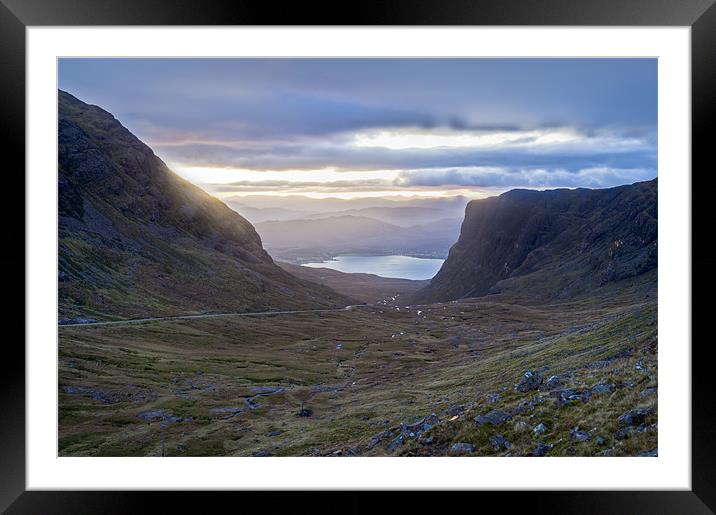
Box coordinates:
[58,58,657,200]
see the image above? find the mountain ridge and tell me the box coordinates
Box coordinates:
[254,214,462,262]
[58,90,350,319]
[412,178,657,304]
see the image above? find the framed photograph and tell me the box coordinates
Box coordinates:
[3,0,714,511]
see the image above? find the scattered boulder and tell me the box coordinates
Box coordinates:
[296,408,313,417]
[615,427,633,440]
[366,430,393,450]
[513,401,534,415]
[542,375,562,391]
[486,393,501,404]
[591,383,614,395]
[386,435,404,451]
[617,407,653,427]
[596,436,607,446]
[635,422,657,434]
[489,434,512,451]
[474,409,512,427]
[554,389,591,405]
[532,394,547,404]
[570,427,591,442]
[533,442,554,457]
[533,422,547,435]
[515,370,543,392]
[331,447,360,457]
[638,448,658,457]
[63,385,117,404]
[401,413,439,437]
[253,450,271,457]
[450,442,475,455]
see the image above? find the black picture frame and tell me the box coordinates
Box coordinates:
[2,0,714,512]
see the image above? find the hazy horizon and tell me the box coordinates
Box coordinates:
[58,58,657,203]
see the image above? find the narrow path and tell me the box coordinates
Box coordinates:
[58,305,365,328]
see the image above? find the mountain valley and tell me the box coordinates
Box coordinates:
[57,92,658,458]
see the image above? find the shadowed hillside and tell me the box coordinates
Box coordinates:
[413,179,657,304]
[58,91,350,320]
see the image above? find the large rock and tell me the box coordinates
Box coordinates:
[533,442,554,457]
[386,435,404,451]
[401,413,439,437]
[591,383,614,395]
[570,427,591,442]
[515,370,543,392]
[474,409,512,427]
[617,407,653,427]
[615,427,633,440]
[542,375,562,391]
[489,435,512,451]
[554,388,591,406]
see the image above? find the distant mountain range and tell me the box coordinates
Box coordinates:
[58,91,349,319]
[228,200,467,226]
[412,179,657,304]
[228,197,468,262]
[254,215,462,262]
[227,194,469,216]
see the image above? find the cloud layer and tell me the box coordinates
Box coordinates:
[59,58,657,197]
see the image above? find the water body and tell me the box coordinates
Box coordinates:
[301,255,444,280]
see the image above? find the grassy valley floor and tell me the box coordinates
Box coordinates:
[59,286,657,457]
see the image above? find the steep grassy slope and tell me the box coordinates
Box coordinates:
[58,91,349,320]
[413,179,657,304]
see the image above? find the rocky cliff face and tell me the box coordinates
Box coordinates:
[412,179,657,304]
[58,90,349,319]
